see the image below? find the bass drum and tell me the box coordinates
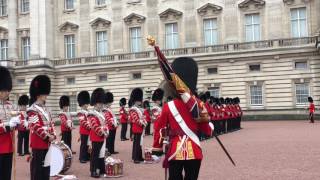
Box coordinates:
[49,141,73,176]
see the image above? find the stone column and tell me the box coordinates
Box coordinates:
[79,0,90,56]
[112,1,123,53]
[183,0,197,47]
[8,0,18,59]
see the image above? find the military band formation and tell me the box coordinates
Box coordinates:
[1,36,316,180]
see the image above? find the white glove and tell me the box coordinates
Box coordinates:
[23,120,29,129]
[9,116,21,128]
[67,120,72,128]
[209,122,214,131]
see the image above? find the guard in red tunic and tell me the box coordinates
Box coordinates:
[103,92,119,154]
[308,97,315,123]
[129,88,147,164]
[153,57,213,180]
[143,100,152,136]
[28,75,56,180]
[88,88,109,178]
[128,99,134,141]
[17,95,30,156]
[58,95,74,151]
[119,98,129,141]
[77,91,91,163]
[0,66,20,180]
[151,88,165,156]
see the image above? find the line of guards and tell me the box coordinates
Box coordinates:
[199,92,243,139]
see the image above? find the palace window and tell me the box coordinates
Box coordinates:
[0,39,8,60]
[165,23,179,49]
[64,35,75,59]
[204,18,218,46]
[295,83,309,105]
[97,74,108,82]
[96,0,105,6]
[132,72,142,80]
[249,64,261,72]
[250,85,263,106]
[0,0,7,16]
[21,0,29,13]
[207,67,218,74]
[96,31,108,56]
[66,77,75,85]
[295,61,308,70]
[21,37,30,60]
[69,95,77,112]
[245,14,260,42]
[65,0,74,10]
[208,87,220,98]
[291,8,307,38]
[129,27,142,52]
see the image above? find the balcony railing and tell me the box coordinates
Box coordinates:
[10,36,318,68]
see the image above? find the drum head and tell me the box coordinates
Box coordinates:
[50,144,65,176]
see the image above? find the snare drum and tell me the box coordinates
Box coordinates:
[49,141,73,176]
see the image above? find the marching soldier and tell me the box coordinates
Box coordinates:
[119,98,129,141]
[88,88,108,178]
[235,97,242,129]
[77,91,91,163]
[308,97,315,123]
[17,95,30,156]
[28,75,56,180]
[103,92,119,154]
[0,66,20,180]
[151,88,165,156]
[128,99,134,141]
[153,57,213,180]
[129,88,146,164]
[58,95,74,152]
[143,100,152,136]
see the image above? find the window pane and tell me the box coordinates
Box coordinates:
[0,39,8,60]
[300,19,307,37]
[295,62,307,69]
[245,14,260,41]
[66,0,73,9]
[209,87,220,98]
[22,37,30,60]
[65,35,75,59]
[130,27,141,52]
[291,8,307,37]
[96,31,107,56]
[296,84,309,104]
[250,85,263,105]
[204,19,218,46]
[69,95,77,112]
[165,23,179,49]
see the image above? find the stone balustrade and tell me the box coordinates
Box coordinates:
[3,36,317,69]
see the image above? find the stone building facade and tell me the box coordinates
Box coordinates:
[0,0,319,118]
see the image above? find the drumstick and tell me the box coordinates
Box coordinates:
[13,129,16,180]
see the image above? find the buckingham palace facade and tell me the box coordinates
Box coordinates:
[0,0,319,118]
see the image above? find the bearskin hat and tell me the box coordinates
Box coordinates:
[91,88,105,106]
[143,100,150,109]
[128,98,133,108]
[29,75,51,105]
[219,97,225,104]
[171,57,198,94]
[59,95,70,109]
[0,66,12,91]
[235,97,240,104]
[167,96,173,102]
[130,88,143,103]
[152,88,164,101]
[119,98,127,106]
[199,93,207,102]
[308,97,313,103]
[205,91,211,99]
[77,91,90,107]
[18,95,29,106]
[105,92,114,104]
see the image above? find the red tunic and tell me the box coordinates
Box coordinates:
[205,102,213,120]
[28,104,56,150]
[119,107,128,124]
[144,109,151,123]
[88,111,107,142]
[151,106,163,151]
[129,107,144,134]
[78,111,90,135]
[0,101,14,154]
[17,112,28,131]
[59,112,72,132]
[154,99,212,160]
[103,108,117,131]
[309,103,315,113]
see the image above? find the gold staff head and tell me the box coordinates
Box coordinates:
[147,35,156,46]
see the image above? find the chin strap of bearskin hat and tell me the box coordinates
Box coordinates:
[147,36,209,123]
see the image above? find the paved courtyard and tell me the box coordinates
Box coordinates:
[15,120,320,180]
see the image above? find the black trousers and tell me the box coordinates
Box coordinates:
[18,130,30,155]
[0,153,13,180]
[310,113,314,123]
[31,149,50,180]
[61,131,72,150]
[79,134,90,161]
[169,160,201,180]
[91,142,105,174]
[120,123,128,139]
[129,123,133,140]
[106,129,116,153]
[145,122,151,135]
[132,133,143,161]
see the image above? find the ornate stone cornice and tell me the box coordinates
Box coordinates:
[159,8,183,20]
[283,0,294,5]
[90,17,111,29]
[197,3,223,16]
[59,21,79,32]
[238,0,265,10]
[123,13,146,25]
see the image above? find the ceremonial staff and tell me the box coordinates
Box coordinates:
[147,36,236,167]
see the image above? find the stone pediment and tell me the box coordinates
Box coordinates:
[90,17,111,29]
[124,13,146,25]
[0,26,8,39]
[283,0,294,5]
[238,0,265,9]
[159,8,183,20]
[197,3,223,16]
[0,26,8,33]
[59,21,79,32]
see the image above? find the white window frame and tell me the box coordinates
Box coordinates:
[129,27,142,53]
[208,87,220,98]
[0,39,8,60]
[69,95,77,112]
[66,77,76,85]
[295,83,310,105]
[132,72,142,80]
[21,0,29,13]
[65,0,74,10]
[97,74,108,82]
[290,7,307,38]
[295,61,308,70]
[165,23,179,49]
[245,13,261,42]
[0,0,7,16]
[203,18,218,46]
[96,31,108,56]
[21,37,30,60]
[64,35,75,59]
[250,85,263,106]
[96,0,106,6]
